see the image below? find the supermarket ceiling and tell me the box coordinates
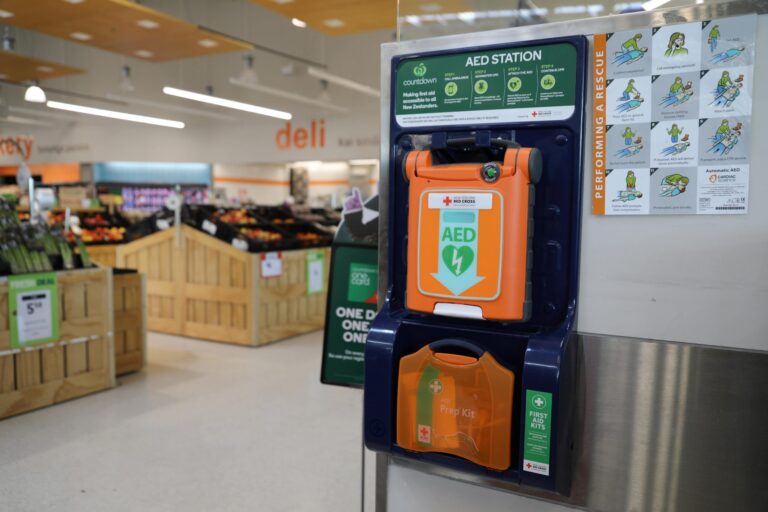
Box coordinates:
[0,0,251,62]
[0,51,85,82]
[249,0,469,35]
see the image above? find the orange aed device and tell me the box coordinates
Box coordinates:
[396,340,515,471]
[405,142,543,321]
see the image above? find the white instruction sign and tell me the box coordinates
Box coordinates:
[306,251,325,294]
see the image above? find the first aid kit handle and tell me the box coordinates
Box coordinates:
[428,339,485,359]
[444,135,520,149]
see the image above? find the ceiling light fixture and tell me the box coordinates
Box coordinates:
[291,18,307,28]
[69,31,92,41]
[228,77,348,113]
[136,19,160,29]
[323,19,345,28]
[198,39,219,48]
[36,66,55,73]
[0,9,14,18]
[134,50,154,59]
[307,67,380,98]
[63,0,85,4]
[119,65,135,93]
[47,100,185,129]
[24,83,47,103]
[273,0,294,4]
[105,93,236,122]
[641,0,671,10]
[163,86,292,120]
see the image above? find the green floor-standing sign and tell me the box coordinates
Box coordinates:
[9,272,59,349]
[321,245,378,387]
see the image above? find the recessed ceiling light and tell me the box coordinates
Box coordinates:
[0,9,14,18]
[36,66,55,73]
[198,39,219,48]
[70,32,92,41]
[323,18,345,28]
[419,2,442,12]
[63,0,85,4]
[136,19,160,29]
[273,0,294,4]
[134,50,154,59]
[291,18,307,28]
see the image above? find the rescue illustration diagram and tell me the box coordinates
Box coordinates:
[594,14,755,216]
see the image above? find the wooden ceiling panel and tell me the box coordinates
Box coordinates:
[0,51,85,82]
[250,0,468,35]
[0,0,252,62]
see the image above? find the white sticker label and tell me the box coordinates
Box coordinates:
[523,459,550,476]
[232,238,249,251]
[261,252,283,278]
[202,219,217,235]
[156,219,171,230]
[16,290,53,343]
[427,193,493,210]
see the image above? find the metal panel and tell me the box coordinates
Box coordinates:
[376,2,768,510]
[383,333,768,512]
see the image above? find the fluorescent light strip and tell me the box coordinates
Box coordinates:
[106,93,236,122]
[229,77,349,113]
[641,0,671,10]
[163,86,292,120]
[307,67,380,98]
[47,101,185,129]
[1,115,54,127]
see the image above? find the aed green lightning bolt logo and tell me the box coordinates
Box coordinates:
[414,62,427,76]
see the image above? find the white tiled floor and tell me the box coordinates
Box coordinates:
[0,332,363,512]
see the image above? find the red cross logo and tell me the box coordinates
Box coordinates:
[532,111,538,117]
[442,195,452,206]
[417,424,431,443]
[526,462,532,469]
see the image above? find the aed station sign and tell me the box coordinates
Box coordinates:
[395,43,577,127]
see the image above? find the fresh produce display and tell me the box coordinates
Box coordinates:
[0,198,80,275]
[239,227,283,242]
[295,232,322,242]
[66,227,126,244]
[213,208,260,225]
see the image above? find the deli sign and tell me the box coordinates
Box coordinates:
[0,136,33,161]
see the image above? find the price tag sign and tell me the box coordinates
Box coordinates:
[202,219,218,235]
[306,250,326,294]
[156,219,171,230]
[9,272,59,348]
[232,238,249,251]
[261,252,283,278]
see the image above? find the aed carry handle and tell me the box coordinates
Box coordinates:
[428,338,485,360]
[404,143,542,185]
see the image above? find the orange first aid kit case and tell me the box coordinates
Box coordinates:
[396,341,515,470]
[405,145,542,321]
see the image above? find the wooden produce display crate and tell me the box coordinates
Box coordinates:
[116,225,329,346]
[113,271,146,375]
[86,244,119,268]
[0,268,115,419]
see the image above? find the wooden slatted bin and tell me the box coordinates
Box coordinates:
[0,268,115,419]
[113,271,146,376]
[116,225,329,346]
[86,244,119,268]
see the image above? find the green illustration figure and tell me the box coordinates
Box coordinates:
[665,32,688,57]
[667,123,683,143]
[622,127,636,145]
[717,70,733,94]
[626,170,637,190]
[714,119,731,142]
[621,79,640,101]
[622,33,643,53]
[708,24,720,52]
[669,76,684,94]
[660,173,690,197]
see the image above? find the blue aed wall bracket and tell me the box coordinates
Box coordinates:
[364,35,587,494]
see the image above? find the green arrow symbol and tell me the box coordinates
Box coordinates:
[431,209,484,295]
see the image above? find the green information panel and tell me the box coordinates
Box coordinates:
[8,272,59,349]
[523,389,552,476]
[395,43,577,127]
[321,245,378,387]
